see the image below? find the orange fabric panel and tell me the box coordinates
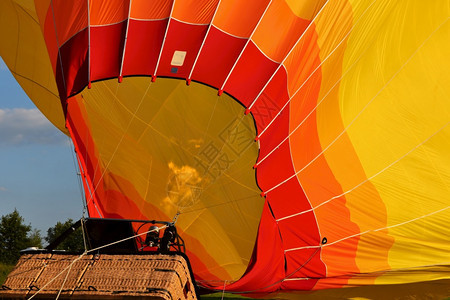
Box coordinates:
[41,2,59,75]
[292,117,360,283]
[288,70,360,281]
[213,0,270,38]
[286,1,360,280]
[90,0,129,26]
[52,0,88,45]
[253,0,309,62]
[172,0,219,24]
[283,25,319,97]
[34,0,51,33]
[315,44,393,282]
[312,0,393,282]
[130,0,172,20]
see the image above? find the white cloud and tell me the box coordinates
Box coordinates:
[0,187,7,192]
[0,108,67,146]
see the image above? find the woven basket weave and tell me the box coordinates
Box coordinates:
[1,253,197,299]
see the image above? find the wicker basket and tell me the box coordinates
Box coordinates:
[1,253,197,299]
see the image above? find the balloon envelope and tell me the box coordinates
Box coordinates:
[1,0,449,295]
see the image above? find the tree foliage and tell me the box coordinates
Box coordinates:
[0,210,84,266]
[45,219,84,252]
[0,209,42,264]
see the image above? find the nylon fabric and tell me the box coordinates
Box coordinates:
[0,0,67,133]
[1,0,450,296]
[71,78,262,282]
[130,0,171,20]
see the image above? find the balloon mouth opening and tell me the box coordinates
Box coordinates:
[69,76,264,280]
[73,75,263,222]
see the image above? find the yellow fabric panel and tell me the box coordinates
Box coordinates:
[284,0,328,20]
[0,0,67,134]
[287,0,362,284]
[79,77,263,281]
[280,278,450,299]
[338,0,450,284]
[283,0,352,97]
[313,0,397,285]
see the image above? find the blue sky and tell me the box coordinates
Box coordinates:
[0,58,84,237]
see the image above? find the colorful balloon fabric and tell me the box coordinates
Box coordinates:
[1,0,449,295]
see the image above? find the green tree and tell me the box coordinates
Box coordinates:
[28,228,43,248]
[45,219,84,252]
[0,209,41,264]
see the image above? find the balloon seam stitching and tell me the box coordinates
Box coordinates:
[153,0,176,77]
[285,203,450,254]
[219,0,274,92]
[262,17,448,196]
[247,0,333,111]
[118,0,133,79]
[187,0,223,81]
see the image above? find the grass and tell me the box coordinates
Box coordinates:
[201,292,252,299]
[0,263,14,285]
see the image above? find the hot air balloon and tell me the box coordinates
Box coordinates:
[1,0,449,298]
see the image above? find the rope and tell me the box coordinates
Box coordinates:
[285,203,450,253]
[27,253,87,300]
[247,0,332,111]
[88,224,167,254]
[256,0,378,159]
[153,0,176,78]
[83,80,153,214]
[219,0,273,92]
[277,120,450,222]
[26,224,167,299]
[202,247,322,295]
[221,280,227,300]
[262,17,449,196]
[187,0,223,81]
[81,218,88,252]
[55,260,73,300]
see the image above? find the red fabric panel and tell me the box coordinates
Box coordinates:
[155,19,208,78]
[256,103,290,165]
[250,68,288,126]
[122,19,168,76]
[281,250,323,290]
[265,178,311,222]
[223,201,285,293]
[56,28,88,99]
[53,7,326,292]
[90,21,127,81]
[191,26,246,89]
[42,4,59,79]
[277,214,325,291]
[224,42,279,107]
[256,140,294,194]
[65,98,101,217]
[277,212,320,249]
[251,69,289,157]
